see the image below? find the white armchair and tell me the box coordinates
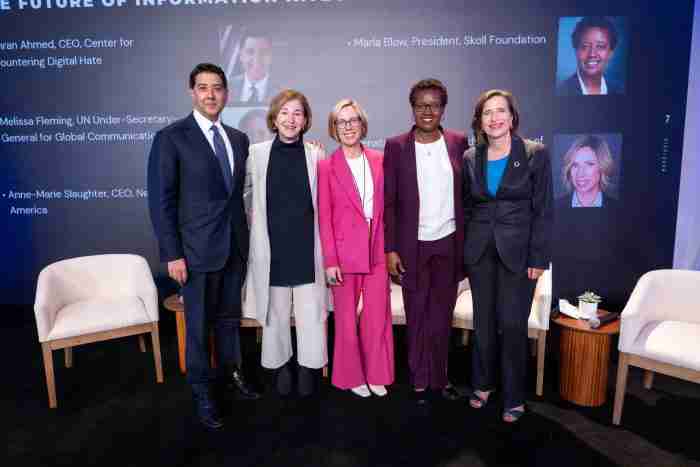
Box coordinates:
[612,269,700,425]
[389,268,553,396]
[34,254,164,408]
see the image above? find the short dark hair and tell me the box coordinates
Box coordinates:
[471,89,520,146]
[409,78,448,108]
[571,16,618,51]
[189,63,227,90]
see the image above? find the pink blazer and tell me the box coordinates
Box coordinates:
[318,146,385,274]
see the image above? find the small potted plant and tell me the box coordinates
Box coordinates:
[577,291,602,320]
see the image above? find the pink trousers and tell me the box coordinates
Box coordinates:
[331,263,395,389]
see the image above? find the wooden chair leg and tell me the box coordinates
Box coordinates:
[643,370,654,390]
[535,330,547,397]
[64,347,73,368]
[612,352,630,425]
[138,335,147,353]
[461,329,470,347]
[175,310,187,374]
[151,323,164,383]
[41,343,57,408]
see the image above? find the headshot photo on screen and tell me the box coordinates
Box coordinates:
[555,16,628,96]
[553,133,623,209]
[222,107,273,144]
[220,26,282,106]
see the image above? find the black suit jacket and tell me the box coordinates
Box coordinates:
[557,73,623,96]
[462,136,553,273]
[148,113,249,272]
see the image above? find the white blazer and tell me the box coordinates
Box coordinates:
[243,139,328,325]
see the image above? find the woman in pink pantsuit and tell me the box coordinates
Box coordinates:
[318,99,394,398]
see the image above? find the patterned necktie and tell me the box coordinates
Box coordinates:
[210,124,233,193]
[248,84,260,104]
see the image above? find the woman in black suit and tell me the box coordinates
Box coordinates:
[462,89,553,422]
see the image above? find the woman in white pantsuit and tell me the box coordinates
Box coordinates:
[244,89,328,396]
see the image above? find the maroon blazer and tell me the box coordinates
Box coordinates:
[383,127,468,290]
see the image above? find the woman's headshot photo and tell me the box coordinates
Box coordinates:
[553,134,622,209]
[555,16,628,96]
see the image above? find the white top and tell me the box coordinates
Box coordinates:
[346,153,374,222]
[241,74,270,103]
[192,109,235,174]
[577,68,608,95]
[415,135,455,241]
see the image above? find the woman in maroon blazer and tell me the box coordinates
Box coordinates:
[383,79,468,404]
[318,99,394,397]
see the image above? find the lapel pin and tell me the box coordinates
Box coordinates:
[514,161,521,167]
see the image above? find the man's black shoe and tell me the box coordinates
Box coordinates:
[227,367,261,400]
[192,384,223,431]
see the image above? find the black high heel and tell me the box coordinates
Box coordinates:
[468,390,491,409]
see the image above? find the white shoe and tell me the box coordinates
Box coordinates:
[368,384,388,397]
[350,385,371,398]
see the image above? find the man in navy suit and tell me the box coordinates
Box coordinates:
[148,63,259,430]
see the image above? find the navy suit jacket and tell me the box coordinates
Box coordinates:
[383,127,468,290]
[462,136,553,273]
[148,113,249,272]
[229,73,282,105]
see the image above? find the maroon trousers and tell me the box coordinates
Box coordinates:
[402,233,457,390]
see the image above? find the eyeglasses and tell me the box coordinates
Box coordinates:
[413,103,443,113]
[335,117,362,128]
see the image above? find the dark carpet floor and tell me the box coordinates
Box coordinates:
[4,306,700,467]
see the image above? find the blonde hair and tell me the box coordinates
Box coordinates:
[562,135,615,193]
[266,89,312,135]
[327,98,369,142]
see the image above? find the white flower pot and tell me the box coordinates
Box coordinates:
[578,300,598,320]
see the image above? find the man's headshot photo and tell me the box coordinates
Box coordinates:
[555,16,628,96]
[220,26,281,105]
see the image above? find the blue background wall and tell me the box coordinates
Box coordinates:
[0,0,695,311]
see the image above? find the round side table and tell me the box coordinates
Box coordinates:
[553,311,620,407]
